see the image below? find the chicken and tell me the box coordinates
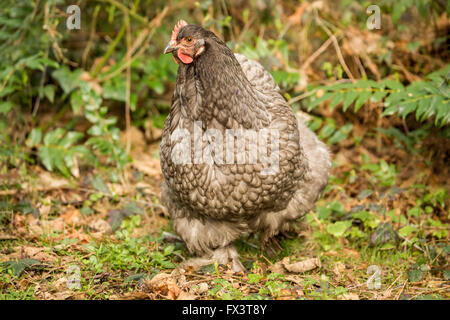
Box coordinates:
[160,20,331,272]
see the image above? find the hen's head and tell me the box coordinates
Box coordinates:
[164,20,216,64]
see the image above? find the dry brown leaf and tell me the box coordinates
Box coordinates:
[287,2,309,26]
[10,246,58,263]
[120,126,147,149]
[0,232,16,240]
[132,154,162,179]
[60,208,82,226]
[110,292,151,300]
[277,288,296,300]
[63,230,91,244]
[39,218,65,234]
[34,284,57,300]
[88,218,112,235]
[12,214,26,228]
[268,260,286,274]
[333,262,346,278]
[282,257,320,273]
[52,276,72,292]
[340,293,359,300]
[284,275,305,285]
[342,248,360,258]
[324,250,339,256]
[189,282,209,295]
[146,273,182,300]
[177,291,197,300]
[36,171,70,190]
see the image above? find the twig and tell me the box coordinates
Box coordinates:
[32,48,50,117]
[399,234,427,255]
[300,36,333,72]
[97,6,169,82]
[96,0,148,25]
[386,272,403,291]
[0,69,15,93]
[82,5,101,69]
[394,281,407,300]
[237,16,255,44]
[91,21,127,78]
[32,66,47,117]
[260,253,273,265]
[309,211,324,232]
[314,10,355,81]
[408,286,450,300]
[288,90,316,105]
[354,56,367,79]
[393,57,421,82]
[97,28,150,82]
[125,15,132,155]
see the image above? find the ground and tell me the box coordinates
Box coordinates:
[0,119,448,300]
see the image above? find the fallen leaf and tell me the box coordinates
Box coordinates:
[324,250,339,256]
[342,248,361,258]
[146,273,181,300]
[282,257,320,273]
[189,282,209,295]
[268,261,286,274]
[177,291,197,300]
[333,262,346,278]
[120,126,147,148]
[36,171,70,190]
[39,218,65,234]
[110,292,151,300]
[63,230,91,244]
[88,218,112,235]
[60,208,82,226]
[10,246,57,263]
[132,154,162,179]
[0,232,16,240]
[340,293,359,300]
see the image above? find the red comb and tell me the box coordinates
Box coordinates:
[171,20,188,42]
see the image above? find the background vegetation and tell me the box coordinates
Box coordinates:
[0,0,448,300]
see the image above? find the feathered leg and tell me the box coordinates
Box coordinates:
[178,243,245,272]
[173,215,246,272]
[162,181,246,272]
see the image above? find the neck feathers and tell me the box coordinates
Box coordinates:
[175,42,271,130]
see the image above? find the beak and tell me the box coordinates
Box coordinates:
[164,41,176,54]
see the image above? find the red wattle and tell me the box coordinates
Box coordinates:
[177,51,193,64]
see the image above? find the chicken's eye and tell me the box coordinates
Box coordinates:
[185,37,192,43]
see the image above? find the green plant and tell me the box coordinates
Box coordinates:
[308,117,354,145]
[258,273,289,298]
[307,66,450,127]
[361,154,397,187]
[377,125,431,154]
[26,127,94,177]
[208,278,244,300]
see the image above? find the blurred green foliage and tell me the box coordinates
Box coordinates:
[0,0,448,176]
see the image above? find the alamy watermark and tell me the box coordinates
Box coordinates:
[67,264,81,290]
[366,5,381,30]
[366,265,382,289]
[66,5,81,30]
[170,121,280,175]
